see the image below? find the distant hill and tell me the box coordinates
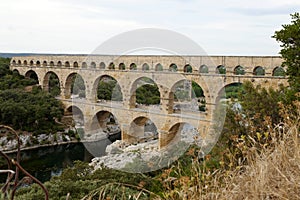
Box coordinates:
[0,53,88,58]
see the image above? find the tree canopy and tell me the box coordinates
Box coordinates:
[273,12,300,94]
[0,57,64,134]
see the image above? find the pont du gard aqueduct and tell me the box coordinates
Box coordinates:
[10,55,288,148]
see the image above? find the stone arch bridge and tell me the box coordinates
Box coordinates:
[10,55,288,148]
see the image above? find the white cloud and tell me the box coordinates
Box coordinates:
[0,0,297,55]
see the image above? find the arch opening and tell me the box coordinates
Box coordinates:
[12,69,20,75]
[90,62,96,68]
[216,65,226,74]
[170,80,206,112]
[130,77,160,108]
[90,111,120,138]
[82,62,87,68]
[36,61,41,67]
[65,106,84,127]
[29,60,34,66]
[50,61,54,67]
[234,65,245,75]
[169,63,177,72]
[142,63,150,71]
[272,66,285,76]
[43,72,61,96]
[73,62,78,68]
[119,63,125,70]
[155,63,163,71]
[100,62,106,69]
[108,62,115,70]
[43,61,47,67]
[23,60,28,66]
[253,66,265,76]
[65,61,70,68]
[130,63,137,70]
[216,82,244,103]
[199,65,208,73]
[163,122,199,148]
[17,60,22,65]
[184,64,193,73]
[128,117,158,144]
[57,61,62,67]
[25,70,39,84]
[96,75,123,102]
[65,73,86,99]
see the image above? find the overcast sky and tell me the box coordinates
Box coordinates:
[1,0,300,55]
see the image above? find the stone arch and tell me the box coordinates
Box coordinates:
[130,63,137,70]
[12,60,16,66]
[184,64,193,73]
[119,63,125,70]
[100,62,106,69]
[29,60,34,66]
[199,65,208,73]
[64,73,86,99]
[129,77,161,108]
[90,62,96,68]
[127,116,158,143]
[23,60,28,65]
[25,70,39,84]
[73,62,79,68]
[272,66,285,76]
[65,61,70,68]
[169,63,178,72]
[142,63,150,71]
[17,60,22,65]
[43,71,61,96]
[82,62,87,68]
[161,122,196,148]
[253,66,265,76]
[234,65,245,75]
[108,62,115,70]
[57,61,62,67]
[65,105,84,126]
[155,63,163,71]
[50,61,54,67]
[35,60,40,67]
[12,69,19,75]
[92,74,123,102]
[90,110,120,134]
[216,65,226,74]
[170,79,206,113]
[43,61,47,67]
[216,82,243,103]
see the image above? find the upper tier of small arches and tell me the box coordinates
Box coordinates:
[10,56,286,76]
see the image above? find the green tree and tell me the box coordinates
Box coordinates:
[273,12,300,95]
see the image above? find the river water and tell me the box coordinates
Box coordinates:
[0,136,117,183]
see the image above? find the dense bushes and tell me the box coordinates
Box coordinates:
[0,57,64,134]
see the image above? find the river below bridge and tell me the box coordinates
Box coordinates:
[0,137,116,183]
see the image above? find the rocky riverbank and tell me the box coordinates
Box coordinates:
[0,131,79,153]
[90,125,204,173]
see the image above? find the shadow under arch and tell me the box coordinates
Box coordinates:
[129,76,161,108]
[216,82,243,104]
[90,110,120,136]
[43,71,61,96]
[25,70,39,84]
[127,116,158,144]
[169,79,206,113]
[64,72,86,99]
[65,105,84,127]
[92,74,123,102]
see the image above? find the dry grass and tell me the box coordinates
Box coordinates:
[164,103,300,200]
